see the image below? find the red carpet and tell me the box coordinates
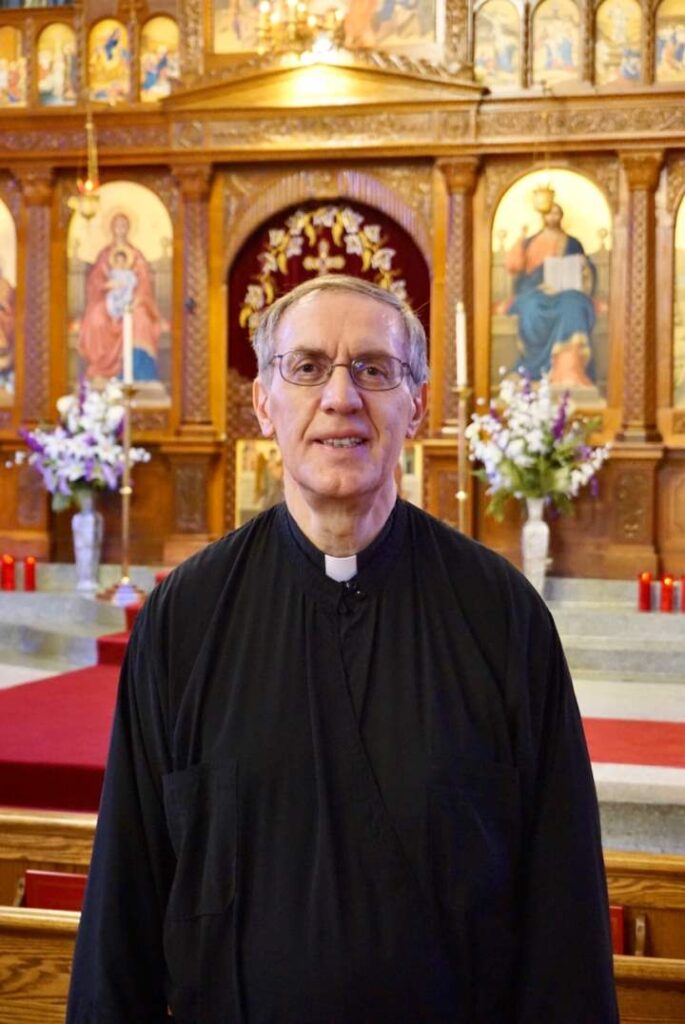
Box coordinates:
[0,665,119,811]
[583,717,685,769]
[96,631,130,666]
[0,658,683,813]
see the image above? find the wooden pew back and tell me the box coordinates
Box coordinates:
[0,808,95,906]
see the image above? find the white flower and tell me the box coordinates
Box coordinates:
[245,284,265,310]
[371,247,396,271]
[344,234,364,256]
[363,224,381,243]
[268,229,285,247]
[341,208,364,232]
[285,236,303,258]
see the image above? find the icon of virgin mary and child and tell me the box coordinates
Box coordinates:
[79,212,163,383]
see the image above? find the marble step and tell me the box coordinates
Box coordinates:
[550,605,685,640]
[0,593,126,668]
[563,634,685,679]
[544,577,637,606]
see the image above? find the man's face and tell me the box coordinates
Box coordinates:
[544,205,563,229]
[253,290,426,508]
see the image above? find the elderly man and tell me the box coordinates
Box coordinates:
[67,275,618,1023]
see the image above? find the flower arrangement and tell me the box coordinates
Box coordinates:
[12,380,150,511]
[465,371,608,520]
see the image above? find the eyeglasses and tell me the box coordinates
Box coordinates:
[270,350,414,392]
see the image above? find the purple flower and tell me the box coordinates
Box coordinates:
[102,463,118,489]
[552,393,569,441]
[590,476,600,497]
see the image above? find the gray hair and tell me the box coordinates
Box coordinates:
[251,275,429,389]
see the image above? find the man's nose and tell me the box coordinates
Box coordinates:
[320,364,364,411]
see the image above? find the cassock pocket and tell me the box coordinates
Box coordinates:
[162,759,238,920]
[430,755,521,913]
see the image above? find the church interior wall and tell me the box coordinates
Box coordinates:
[0,0,684,575]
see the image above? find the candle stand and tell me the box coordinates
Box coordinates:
[99,383,146,607]
[454,384,472,535]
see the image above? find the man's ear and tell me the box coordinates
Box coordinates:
[406,382,428,439]
[253,377,275,438]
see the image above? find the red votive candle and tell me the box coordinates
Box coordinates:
[660,576,674,613]
[1,554,15,591]
[637,571,652,611]
[23,556,36,591]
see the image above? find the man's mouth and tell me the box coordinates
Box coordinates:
[318,438,365,448]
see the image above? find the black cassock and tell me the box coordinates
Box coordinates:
[67,500,618,1024]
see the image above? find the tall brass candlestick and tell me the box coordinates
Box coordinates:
[454,384,472,535]
[100,383,145,606]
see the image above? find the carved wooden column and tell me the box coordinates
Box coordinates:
[618,151,662,443]
[435,158,478,533]
[163,450,215,563]
[174,163,213,433]
[437,157,479,426]
[164,165,216,563]
[604,152,664,576]
[17,166,52,424]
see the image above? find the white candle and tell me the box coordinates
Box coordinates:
[122,308,133,385]
[455,301,468,388]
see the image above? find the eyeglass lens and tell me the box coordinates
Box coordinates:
[276,351,406,391]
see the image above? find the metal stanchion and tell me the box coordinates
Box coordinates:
[454,384,472,535]
[99,383,145,606]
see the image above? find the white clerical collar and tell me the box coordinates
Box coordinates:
[324,553,358,582]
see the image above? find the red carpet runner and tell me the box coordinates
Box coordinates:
[0,639,683,812]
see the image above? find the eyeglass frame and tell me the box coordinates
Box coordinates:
[269,350,416,392]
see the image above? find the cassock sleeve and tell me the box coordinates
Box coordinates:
[66,598,175,1023]
[514,601,619,1023]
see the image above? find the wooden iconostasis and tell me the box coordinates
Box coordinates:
[0,0,684,577]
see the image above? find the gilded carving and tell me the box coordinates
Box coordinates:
[614,471,649,543]
[17,465,44,529]
[97,126,170,149]
[572,157,621,212]
[174,460,208,533]
[442,187,472,423]
[673,479,685,533]
[436,111,472,138]
[437,470,460,528]
[0,175,21,219]
[179,0,204,81]
[438,157,479,195]
[223,165,433,274]
[1,130,87,153]
[131,410,169,432]
[225,367,260,529]
[623,187,651,429]
[621,151,663,192]
[445,0,469,69]
[673,411,685,433]
[181,191,211,423]
[207,112,438,148]
[483,158,532,217]
[666,159,685,214]
[19,178,51,423]
[173,121,206,150]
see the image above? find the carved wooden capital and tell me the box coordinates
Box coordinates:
[173,164,212,201]
[620,151,663,192]
[437,157,480,195]
[15,166,53,206]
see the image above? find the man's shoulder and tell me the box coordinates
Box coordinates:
[146,505,281,618]
[403,501,548,622]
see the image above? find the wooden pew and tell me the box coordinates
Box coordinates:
[0,906,78,1024]
[0,807,95,906]
[605,850,685,959]
[614,955,685,1024]
[605,850,685,1022]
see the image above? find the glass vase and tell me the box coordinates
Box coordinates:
[71,489,104,594]
[522,497,549,596]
